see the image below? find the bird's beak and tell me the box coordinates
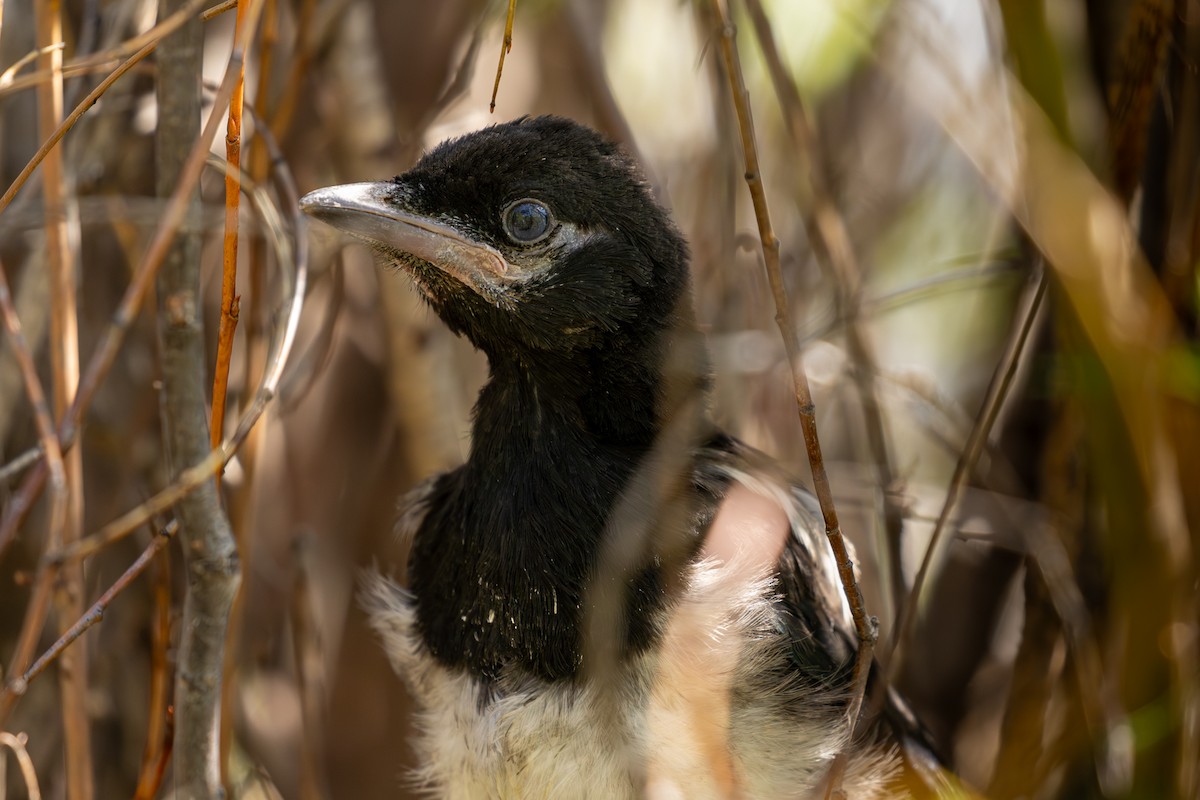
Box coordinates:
[299,182,510,296]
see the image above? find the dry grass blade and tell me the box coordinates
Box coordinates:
[490,0,517,113]
[706,0,876,761]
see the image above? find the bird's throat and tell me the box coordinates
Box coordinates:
[408,357,693,683]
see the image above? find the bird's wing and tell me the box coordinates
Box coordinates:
[694,436,952,790]
[693,436,857,678]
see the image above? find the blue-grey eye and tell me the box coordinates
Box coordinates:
[502,199,553,244]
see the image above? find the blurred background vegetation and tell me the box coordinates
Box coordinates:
[0,0,1197,797]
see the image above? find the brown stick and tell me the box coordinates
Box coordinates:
[155,0,265,792]
[489,0,517,113]
[0,0,212,96]
[0,0,247,563]
[19,524,178,689]
[211,0,249,452]
[134,541,175,800]
[742,0,906,620]
[0,732,43,800]
[889,268,1047,676]
[0,258,67,731]
[34,1,93,795]
[707,0,876,733]
[0,41,155,218]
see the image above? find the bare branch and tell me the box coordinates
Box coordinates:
[706,0,876,754]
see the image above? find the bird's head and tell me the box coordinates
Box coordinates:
[301,116,693,366]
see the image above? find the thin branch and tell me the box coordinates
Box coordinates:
[202,0,238,20]
[18,523,178,689]
[34,0,92,794]
[44,74,308,571]
[0,42,64,89]
[889,266,1047,676]
[0,0,215,99]
[0,256,67,732]
[0,41,156,218]
[0,265,65,545]
[211,0,250,452]
[742,0,905,621]
[0,446,43,483]
[154,0,241,790]
[707,0,876,744]
[0,2,251,563]
[489,0,517,113]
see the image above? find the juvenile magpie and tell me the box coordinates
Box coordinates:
[301,116,941,798]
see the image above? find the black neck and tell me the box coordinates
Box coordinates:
[409,336,709,682]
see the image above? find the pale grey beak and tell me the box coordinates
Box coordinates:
[300,182,510,295]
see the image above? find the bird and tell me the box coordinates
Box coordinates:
[300,115,944,799]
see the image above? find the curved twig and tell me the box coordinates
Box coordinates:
[0,731,43,800]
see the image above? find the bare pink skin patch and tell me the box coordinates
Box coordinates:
[645,482,793,799]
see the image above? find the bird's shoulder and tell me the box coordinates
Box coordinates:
[692,435,857,674]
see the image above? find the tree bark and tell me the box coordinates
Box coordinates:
[155,2,240,796]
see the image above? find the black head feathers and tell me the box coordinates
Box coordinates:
[301,116,692,361]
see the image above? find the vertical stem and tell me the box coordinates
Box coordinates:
[743,0,905,621]
[35,1,93,797]
[707,0,876,734]
[155,1,242,796]
[211,0,249,450]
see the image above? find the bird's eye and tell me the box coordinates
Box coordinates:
[502,199,554,245]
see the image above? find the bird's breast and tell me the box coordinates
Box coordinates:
[361,559,901,798]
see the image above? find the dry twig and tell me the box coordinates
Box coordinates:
[211,0,251,452]
[489,0,517,113]
[742,0,905,620]
[33,0,93,794]
[0,257,67,732]
[133,541,175,800]
[0,0,212,99]
[889,266,1047,674]
[707,0,876,754]
[19,523,178,689]
[0,731,43,800]
[0,0,223,559]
